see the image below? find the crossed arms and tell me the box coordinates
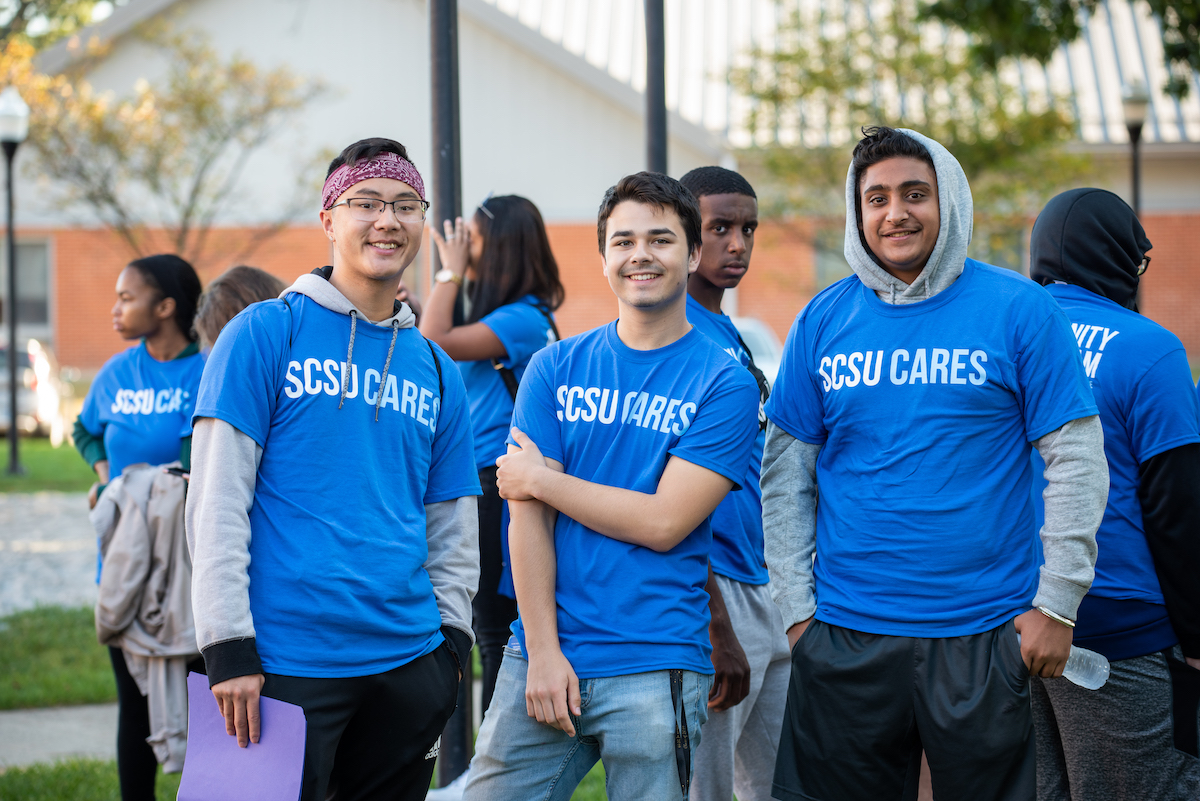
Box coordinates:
[497,428,734,734]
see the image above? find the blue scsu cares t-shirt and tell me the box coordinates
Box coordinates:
[457,296,557,471]
[765,260,1097,637]
[1032,283,1200,658]
[509,322,760,678]
[194,294,480,678]
[79,341,204,476]
[686,294,768,585]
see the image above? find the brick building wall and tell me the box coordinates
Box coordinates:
[34,215,1200,371]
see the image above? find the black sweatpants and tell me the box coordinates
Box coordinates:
[261,643,459,801]
[772,619,1034,801]
[475,466,519,714]
[109,647,205,801]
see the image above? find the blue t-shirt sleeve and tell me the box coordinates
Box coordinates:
[425,346,482,503]
[763,313,827,445]
[1126,348,1200,463]
[1016,307,1098,441]
[192,304,287,447]
[78,366,107,436]
[508,348,564,464]
[482,302,552,370]
[670,367,760,489]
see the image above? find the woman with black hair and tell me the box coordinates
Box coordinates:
[73,253,204,801]
[420,194,564,783]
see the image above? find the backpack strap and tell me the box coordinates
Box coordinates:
[733,329,771,432]
[491,302,559,402]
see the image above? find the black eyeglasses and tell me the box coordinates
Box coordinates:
[1137,254,1151,276]
[332,197,429,223]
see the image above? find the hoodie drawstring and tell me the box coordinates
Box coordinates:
[374,319,401,422]
[339,310,358,410]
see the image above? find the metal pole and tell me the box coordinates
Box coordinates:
[1128,123,1143,217]
[430,0,472,786]
[644,0,667,174]
[5,140,20,475]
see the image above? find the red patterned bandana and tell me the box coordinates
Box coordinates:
[322,152,426,210]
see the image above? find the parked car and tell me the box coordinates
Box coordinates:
[0,339,67,440]
[731,316,783,387]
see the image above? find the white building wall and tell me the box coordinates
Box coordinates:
[22,0,721,228]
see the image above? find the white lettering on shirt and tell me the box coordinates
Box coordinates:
[553,385,696,436]
[813,347,991,392]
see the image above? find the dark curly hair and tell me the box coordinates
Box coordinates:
[679,166,757,200]
[850,126,935,228]
[596,172,701,256]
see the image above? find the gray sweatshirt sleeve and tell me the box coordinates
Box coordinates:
[425,496,480,649]
[1031,415,1107,620]
[761,421,822,631]
[185,416,262,685]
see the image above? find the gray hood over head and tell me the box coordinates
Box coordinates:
[843,128,973,304]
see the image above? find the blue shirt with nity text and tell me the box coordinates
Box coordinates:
[508,322,760,679]
[194,294,480,678]
[765,260,1097,637]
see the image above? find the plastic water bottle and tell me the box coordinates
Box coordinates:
[1061,646,1110,690]
[1016,636,1110,689]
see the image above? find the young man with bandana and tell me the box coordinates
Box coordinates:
[762,127,1109,801]
[186,138,480,801]
[461,172,760,800]
[677,166,790,801]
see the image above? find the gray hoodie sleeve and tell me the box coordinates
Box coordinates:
[185,417,263,686]
[424,496,479,645]
[1031,415,1107,620]
[761,421,822,631]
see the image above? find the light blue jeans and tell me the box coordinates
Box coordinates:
[463,642,712,801]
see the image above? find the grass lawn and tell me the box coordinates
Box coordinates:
[0,606,115,710]
[0,759,607,800]
[0,759,181,800]
[0,436,96,493]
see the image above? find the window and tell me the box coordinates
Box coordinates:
[0,242,52,341]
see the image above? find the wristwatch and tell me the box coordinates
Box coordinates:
[435,269,463,287]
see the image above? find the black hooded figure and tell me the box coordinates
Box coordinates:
[1028,187,1200,800]
[1030,187,1151,311]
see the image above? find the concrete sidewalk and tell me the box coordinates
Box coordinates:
[0,703,117,769]
[0,491,98,617]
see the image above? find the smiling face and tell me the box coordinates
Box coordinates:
[320,177,424,284]
[602,200,700,313]
[859,157,941,282]
[112,266,172,340]
[694,193,758,291]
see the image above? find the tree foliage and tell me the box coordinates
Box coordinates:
[731,0,1092,271]
[923,0,1200,98]
[0,27,326,266]
[0,0,109,50]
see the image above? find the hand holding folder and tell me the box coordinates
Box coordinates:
[178,672,307,801]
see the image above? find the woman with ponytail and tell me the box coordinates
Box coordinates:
[73,253,204,801]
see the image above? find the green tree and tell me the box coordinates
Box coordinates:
[1,26,326,267]
[923,0,1200,98]
[732,0,1092,276]
[0,0,111,50]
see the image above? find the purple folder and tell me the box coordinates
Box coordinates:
[178,671,306,801]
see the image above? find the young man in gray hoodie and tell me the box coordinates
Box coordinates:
[186,138,481,801]
[762,126,1108,800]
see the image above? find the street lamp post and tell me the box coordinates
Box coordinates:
[1121,79,1149,217]
[644,0,667,174]
[0,86,28,476]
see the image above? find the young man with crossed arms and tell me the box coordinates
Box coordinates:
[462,172,759,800]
